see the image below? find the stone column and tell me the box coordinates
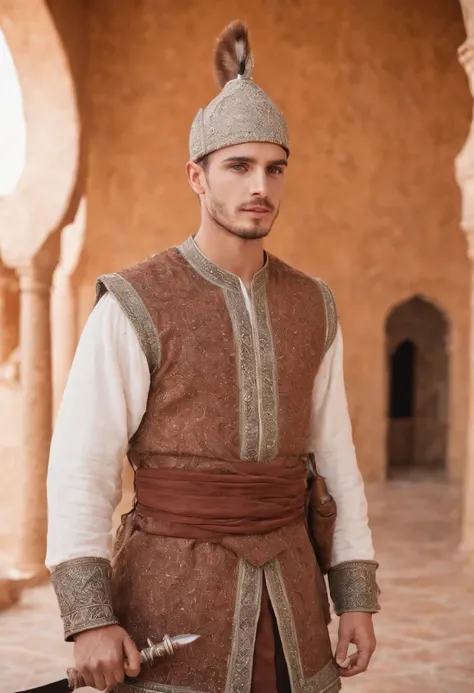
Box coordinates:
[51,199,86,418]
[459,234,474,553]
[0,261,10,363]
[456,17,474,553]
[52,266,77,418]
[13,262,54,581]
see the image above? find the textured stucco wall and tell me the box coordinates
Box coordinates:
[72,0,470,481]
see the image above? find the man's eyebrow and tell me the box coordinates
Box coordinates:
[221,156,288,167]
[221,156,256,163]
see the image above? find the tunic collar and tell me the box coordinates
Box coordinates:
[177,236,269,292]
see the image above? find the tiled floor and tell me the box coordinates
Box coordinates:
[1,480,473,693]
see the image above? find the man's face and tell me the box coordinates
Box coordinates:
[193,142,288,240]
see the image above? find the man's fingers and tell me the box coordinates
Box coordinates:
[80,672,96,691]
[73,625,140,690]
[339,648,372,678]
[338,652,358,670]
[89,669,107,691]
[335,634,351,667]
[103,658,125,690]
[123,633,142,677]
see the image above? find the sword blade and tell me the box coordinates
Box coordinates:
[170,633,200,647]
[14,678,71,693]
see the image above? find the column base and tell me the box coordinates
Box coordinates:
[0,576,23,611]
[6,563,50,587]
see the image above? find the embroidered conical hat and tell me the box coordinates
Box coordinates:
[189,20,290,162]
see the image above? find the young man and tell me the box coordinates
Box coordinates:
[47,20,379,693]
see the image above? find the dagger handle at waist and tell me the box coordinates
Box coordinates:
[140,634,174,663]
[66,634,183,690]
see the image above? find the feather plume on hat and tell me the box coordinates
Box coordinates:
[214,20,254,88]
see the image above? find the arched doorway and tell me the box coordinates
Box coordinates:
[386,296,449,479]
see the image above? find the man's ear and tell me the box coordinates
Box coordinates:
[186,161,206,195]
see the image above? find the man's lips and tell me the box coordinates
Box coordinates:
[241,206,271,214]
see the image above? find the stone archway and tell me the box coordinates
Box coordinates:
[386,296,449,479]
[0,0,86,583]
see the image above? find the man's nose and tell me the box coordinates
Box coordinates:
[249,169,268,197]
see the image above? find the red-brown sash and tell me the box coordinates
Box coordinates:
[134,460,306,540]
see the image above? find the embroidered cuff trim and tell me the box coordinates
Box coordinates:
[50,557,119,641]
[328,560,380,616]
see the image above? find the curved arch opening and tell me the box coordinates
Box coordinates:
[385,296,449,480]
[390,339,416,419]
[0,28,26,196]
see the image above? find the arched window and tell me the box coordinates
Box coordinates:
[0,29,26,196]
[390,340,416,419]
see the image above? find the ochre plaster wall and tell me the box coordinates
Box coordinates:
[70,0,471,481]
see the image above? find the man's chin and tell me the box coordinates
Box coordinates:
[228,226,272,240]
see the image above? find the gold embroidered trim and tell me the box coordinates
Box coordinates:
[314,279,338,355]
[306,661,342,693]
[224,288,259,460]
[328,560,381,616]
[178,236,269,292]
[225,560,263,693]
[96,273,161,375]
[265,559,340,693]
[51,557,119,642]
[116,665,341,693]
[117,682,208,693]
[252,281,279,461]
[312,679,342,693]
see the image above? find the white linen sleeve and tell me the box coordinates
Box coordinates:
[308,323,376,567]
[46,292,150,570]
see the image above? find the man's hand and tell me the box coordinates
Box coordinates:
[335,612,376,677]
[74,624,141,690]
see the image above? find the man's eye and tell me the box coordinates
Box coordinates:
[269,167,283,175]
[231,164,245,171]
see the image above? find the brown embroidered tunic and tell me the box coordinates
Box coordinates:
[50,237,379,693]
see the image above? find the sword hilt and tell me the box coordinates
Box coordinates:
[66,633,197,690]
[140,635,174,664]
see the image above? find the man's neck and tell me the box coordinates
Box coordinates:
[193,227,265,290]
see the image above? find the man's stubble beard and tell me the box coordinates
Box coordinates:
[206,194,279,241]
